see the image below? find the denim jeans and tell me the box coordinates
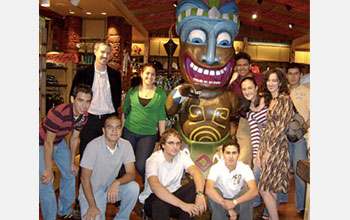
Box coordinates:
[288,137,308,212]
[122,127,157,183]
[39,140,76,220]
[208,186,253,220]
[79,180,139,220]
[252,162,287,217]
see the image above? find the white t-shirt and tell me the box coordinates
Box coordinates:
[207,160,254,198]
[139,150,194,204]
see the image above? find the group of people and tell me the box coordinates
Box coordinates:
[39,41,310,220]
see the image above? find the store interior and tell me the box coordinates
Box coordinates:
[39,0,310,219]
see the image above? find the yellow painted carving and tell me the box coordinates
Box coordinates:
[193,130,218,141]
[211,108,229,129]
[199,136,214,142]
[190,126,221,141]
[188,105,206,126]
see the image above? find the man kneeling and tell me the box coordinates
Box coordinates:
[139,128,207,220]
[206,139,258,220]
[79,115,139,220]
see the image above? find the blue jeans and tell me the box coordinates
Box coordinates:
[39,140,76,220]
[122,127,157,183]
[208,186,253,220]
[79,180,139,220]
[288,137,308,212]
[253,162,288,217]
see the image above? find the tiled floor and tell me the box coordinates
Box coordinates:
[40,171,305,220]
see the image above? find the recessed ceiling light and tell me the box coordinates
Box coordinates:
[69,10,75,15]
[289,23,295,29]
[101,12,107,16]
[252,14,257,19]
[86,12,92,15]
[41,0,50,7]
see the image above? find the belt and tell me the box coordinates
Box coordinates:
[88,113,115,120]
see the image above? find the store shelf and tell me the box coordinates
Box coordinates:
[46,66,68,70]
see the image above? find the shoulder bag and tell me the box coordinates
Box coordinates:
[286,102,308,142]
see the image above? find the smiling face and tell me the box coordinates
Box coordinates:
[102,117,122,146]
[179,19,236,89]
[241,79,258,101]
[266,73,281,97]
[70,92,92,117]
[236,58,252,78]
[94,44,111,67]
[141,66,156,86]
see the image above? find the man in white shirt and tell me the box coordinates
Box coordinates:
[79,115,139,220]
[139,128,207,220]
[206,139,258,220]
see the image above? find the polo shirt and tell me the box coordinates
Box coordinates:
[139,150,194,204]
[207,160,254,198]
[78,136,135,196]
[39,103,88,146]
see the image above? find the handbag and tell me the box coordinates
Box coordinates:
[124,87,135,119]
[286,102,308,142]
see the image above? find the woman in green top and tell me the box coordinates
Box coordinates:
[122,63,167,183]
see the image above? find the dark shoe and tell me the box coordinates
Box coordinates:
[298,210,305,218]
[115,200,121,208]
[57,209,81,219]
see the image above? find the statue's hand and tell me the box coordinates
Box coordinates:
[179,84,202,98]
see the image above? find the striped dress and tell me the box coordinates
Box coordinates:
[258,94,294,193]
[247,105,268,159]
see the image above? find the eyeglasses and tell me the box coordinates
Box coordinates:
[166,141,181,146]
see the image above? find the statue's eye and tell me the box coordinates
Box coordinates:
[217,32,232,47]
[187,29,206,45]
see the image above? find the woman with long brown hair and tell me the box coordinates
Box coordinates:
[256,69,294,220]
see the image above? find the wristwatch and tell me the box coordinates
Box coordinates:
[196,190,204,195]
[233,199,238,206]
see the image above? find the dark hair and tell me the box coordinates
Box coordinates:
[262,68,289,106]
[140,62,158,75]
[222,139,240,154]
[239,77,261,113]
[159,128,182,150]
[235,52,251,65]
[71,83,92,99]
[104,115,121,127]
[286,63,302,73]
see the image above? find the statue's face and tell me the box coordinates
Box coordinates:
[179,19,236,89]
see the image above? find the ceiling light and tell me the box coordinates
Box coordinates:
[173,1,177,7]
[41,0,50,7]
[285,4,292,11]
[289,23,295,29]
[70,0,80,6]
[86,12,91,15]
[257,0,263,4]
[101,12,107,16]
[69,10,75,15]
[252,14,257,19]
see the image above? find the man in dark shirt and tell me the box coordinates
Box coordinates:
[39,84,92,220]
[70,42,122,163]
